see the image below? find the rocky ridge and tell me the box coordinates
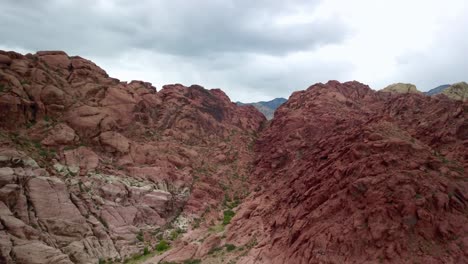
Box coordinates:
[158,81,468,264]
[221,81,468,263]
[0,50,265,263]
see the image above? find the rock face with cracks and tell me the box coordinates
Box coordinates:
[0,50,265,263]
[222,81,468,264]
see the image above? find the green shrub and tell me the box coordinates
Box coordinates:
[156,240,170,252]
[223,209,235,225]
[225,244,236,251]
[208,246,222,255]
[39,149,49,157]
[169,229,178,240]
[169,228,185,240]
[143,247,149,255]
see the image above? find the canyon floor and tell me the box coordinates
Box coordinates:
[0,51,467,264]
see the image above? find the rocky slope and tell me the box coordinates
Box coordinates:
[220,81,467,263]
[236,98,287,120]
[161,81,467,264]
[0,50,265,263]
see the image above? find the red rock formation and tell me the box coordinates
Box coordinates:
[0,50,265,263]
[223,81,467,263]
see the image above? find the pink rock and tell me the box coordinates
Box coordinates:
[41,123,79,146]
[64,146,99,173]
[37,51,70,69]
[12,241,73,264]
[98,131,130,154]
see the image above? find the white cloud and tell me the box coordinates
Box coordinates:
[0,0,467,101]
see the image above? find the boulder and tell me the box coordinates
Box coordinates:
[98,131,130,154]
[41,123,79,146]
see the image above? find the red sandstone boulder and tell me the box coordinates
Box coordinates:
[41,123,79,146]
[98,131,130,154]
[37,50,70,69]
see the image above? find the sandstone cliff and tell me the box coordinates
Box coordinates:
[0,50,265,263]
[161,81,467,264]
[223,81,467,263]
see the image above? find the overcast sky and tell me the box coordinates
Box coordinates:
[0,0,467,102]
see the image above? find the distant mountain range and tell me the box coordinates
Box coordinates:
[425,83,468,101]
[237,98,287,120]
[425,84,451,95]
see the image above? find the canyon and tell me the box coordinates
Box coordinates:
[0,51,467,264]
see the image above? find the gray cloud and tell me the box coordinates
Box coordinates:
[393,16,468,91]
[0,0,347,57]
[0,0,353,102]
[92,49,353,102]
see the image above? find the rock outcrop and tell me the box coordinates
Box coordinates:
[442,82,468,101]
[381,83,421,94]
[0,50,265,263]
[158,81,467,264]
[218,81,467,264]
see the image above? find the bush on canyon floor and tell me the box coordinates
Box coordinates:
[156,239,170,252]
[225,244,236,251]
[169,228,185,240]
[223,209,235,225]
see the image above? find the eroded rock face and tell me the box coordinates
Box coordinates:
[222,81,467,263]
[0,50,265,263]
